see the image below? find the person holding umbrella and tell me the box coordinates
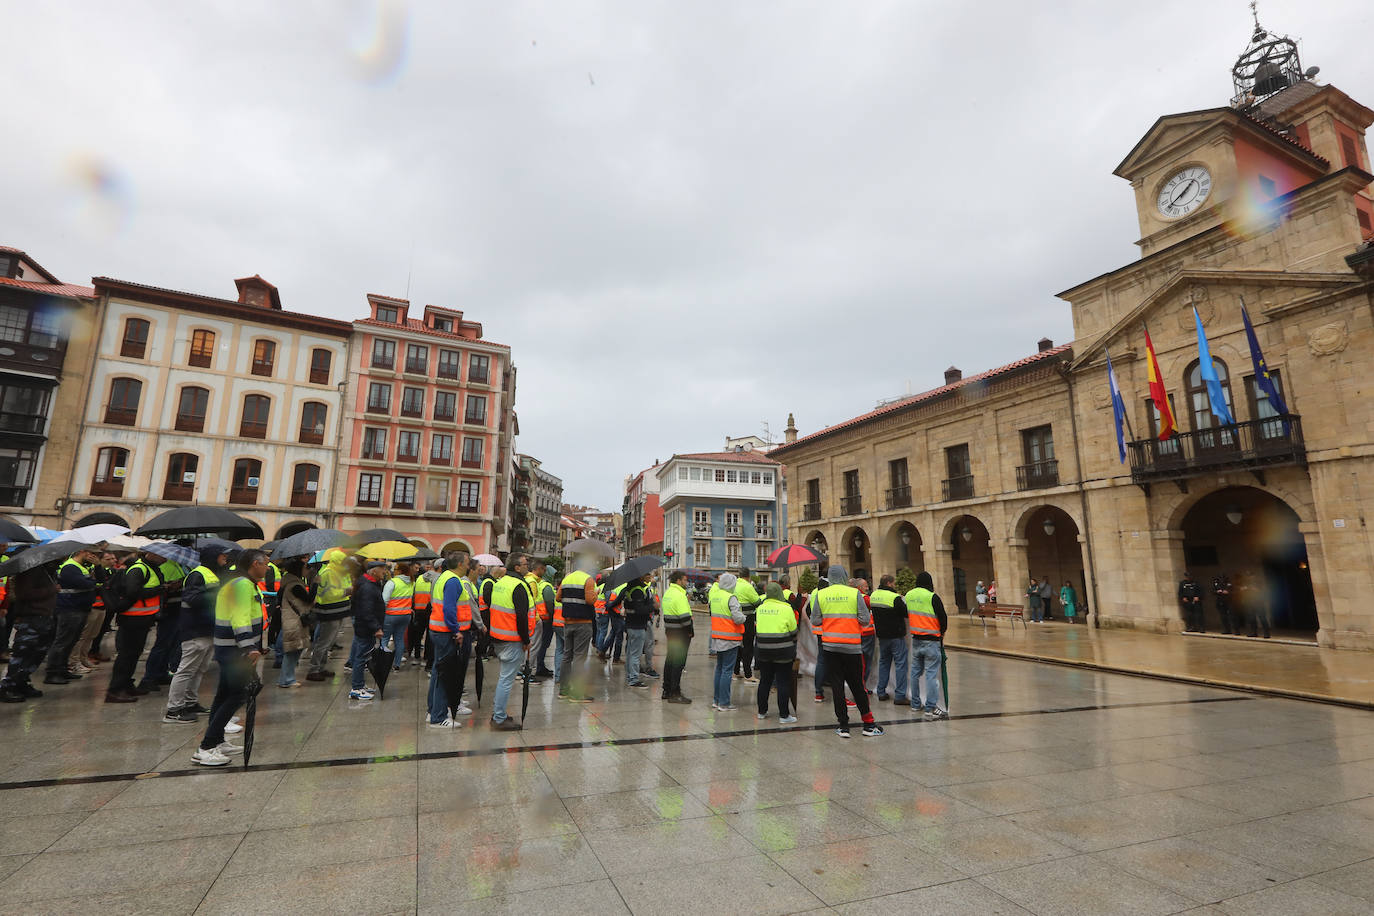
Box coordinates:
[106,549,166,702]
[192,549,268,766]
[487,553,531,730]
[163,543,234,722]
[0,559,60,702]
[621,573,656,689]
[348,561,389,701]
[276,558,312,688]
[306,548,353,681]
[660,570,694,704]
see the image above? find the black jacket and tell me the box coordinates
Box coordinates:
[55,559,99,615]
[623,582,655,629]
[871,594,907,640]
[352,574,386,635]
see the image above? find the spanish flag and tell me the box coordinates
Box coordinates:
[1143,325,1176,439]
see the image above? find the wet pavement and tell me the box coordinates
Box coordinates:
[2,630,1373,914]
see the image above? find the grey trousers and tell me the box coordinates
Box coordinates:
[166,636,213,711]
[70,608,106,669]
[309,618,345,674]
[559,623,593,692]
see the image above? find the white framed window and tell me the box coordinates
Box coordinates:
[692,508,710,537]
[693,541,710,567]
[755,510,771,532]
[678,466,688,479]
[714,468,725,482]
[762,472,773,485]
[725,542,742,567]
[689,466,701,480]
[726,469,738,483]
[750,471,762,484]
[756,543,771,567]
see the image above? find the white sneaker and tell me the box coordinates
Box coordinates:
[454,704,473,716]
[223,722,244,735]
[349,688,375,700]
[215,741,243,756]
[756,712,769,720]
[428,718,460,729]
[780,715,798,724]
[230,715,241,724]
[191,747,230,767]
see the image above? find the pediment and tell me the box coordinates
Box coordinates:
[1114,109,1232,180]
[1070,269,1357,370]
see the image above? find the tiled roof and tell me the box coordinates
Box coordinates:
[93,277,352,333]
[1237,109,1329,167]
[0,245,60,283]
[774,344,1073,455]
[0,276,94,299]
[671,450,780,465]
[355,316,510,349]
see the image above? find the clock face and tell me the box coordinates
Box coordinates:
[1157,167,1212,219]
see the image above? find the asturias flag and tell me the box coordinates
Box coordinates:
[1240,300,1289,415]
[1142,326,1176,439]
[1193,307,1235,426]
[1106,350,1128,463]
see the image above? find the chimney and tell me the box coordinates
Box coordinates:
[784,412,797,444]
[944,366,962,385]
[1038,337,1054,352]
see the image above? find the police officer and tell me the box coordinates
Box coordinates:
[1211,573,1234,635]
[1178,572,1204,633]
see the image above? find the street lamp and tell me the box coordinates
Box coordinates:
[1226,505,1243,526]
[960,525,972,542]
[1042,518,1056,536]
[853,534,864,550]
[900,530,911,545]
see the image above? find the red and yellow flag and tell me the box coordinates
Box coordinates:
[1143,326,1175,439]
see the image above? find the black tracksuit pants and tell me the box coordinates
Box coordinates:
[108,616,156,694]
[825,650,872,729]
[662,628,692,697]
[756,656,794,717]
[735,616,756,677]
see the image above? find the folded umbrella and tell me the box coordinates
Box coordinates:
[353,527,407,545]
[520,645,532,725]
[766,543,824,569]
[272,528,351,561]
[472,553,502,567]
[939,644,950,717]
[0,515,38,544]
[53,523,129,545]
[356,540,418,561]
[474,644,484,706]
[242,676,263,769]
[566,538,615,560]
[2,540,84,577]
[603,555,663,590]
[141,541,201,569]
[366,640,393,698]
[137,507,263,539]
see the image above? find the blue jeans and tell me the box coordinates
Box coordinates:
[490,640,523,723]
[278,649,301,686]
[594,614,608,652]
[383,615,409,668]
[713,646,739,707]
[625,627,647,684]
[349,634,374,690]
[910,640,942,711]
[428,633,455,723]
[1030,600,1043,623]
[877,636,908,699]
[601,615,625,658]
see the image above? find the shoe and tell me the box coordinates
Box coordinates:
[72,665,93,675]
[306,672,326,682]
[43,675,71,685]
[667,695,692,705]
[627,681,649,689]
[84,656,102,667]
[19,684,42,698]
[814,694,825,703]
[191,748,230,767]
[128,685,151,696]
[745,676,758,683]
[454,703,473,716]
[535,669,555,678]
[278,682,303,689]
[893,697,910,706]
[756,712,769,720]
[393,666,402,672]
[59,670,83,680]
[926,708,949,720]
[491,717,522,731]
[343,663,353,671]
[779,715,798,724]
[845,698,857,708]
[721,704,738,711]
[163,709,197,724]
[104,691,136,703]
[876,693,889,702]
[0,686,25,703]
[835,728,851,739]
[643,670,660,678]
[224,721,244,734]
[215,741,244,755]
[320,670,336,678]
[862,724,885,737]
[526,676,544,685]
[349,688,375,700]
[428,718,461,729]
[189,704,210,714]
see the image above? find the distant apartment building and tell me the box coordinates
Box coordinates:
[658,449,784,574]
[622,462,664,558]
[512,453,562,559]
[68,274,352,536]
[0,246,96,524]
[335,295,515,555]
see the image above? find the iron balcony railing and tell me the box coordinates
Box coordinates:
[1016,460,1059,491]
[724,524,742,537]
[802,502,821,521]
[886,485,911,509]
[942,475,974,501]
[840,495,862,515]
[1128,414,1306,484]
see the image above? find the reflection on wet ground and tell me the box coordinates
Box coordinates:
[1,636,1372,913]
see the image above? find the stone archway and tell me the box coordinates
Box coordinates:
[941,514,993,611]
[1018,506,1086,621]
[838,525,871,583]
[1179,486,1316,638]
[275,520,316,540]
[882,520,924,578]
[74,512,131,529]
[440,539,473,556]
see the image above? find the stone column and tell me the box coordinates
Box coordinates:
[997,538,1028,610]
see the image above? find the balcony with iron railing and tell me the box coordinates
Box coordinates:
[840,495,862,515]
[754,526,773,539]
[1128,414,1306,485]
[692,524,712,537]
[942,475,975,501]
[724,524,742,537]
[885,485,911,509]
[104,406,138,426]
[802,502,820,521]
[0,410,46,436]
[1016,459,1059,491]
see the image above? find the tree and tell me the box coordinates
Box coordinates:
[895,567,918,594]
[798,567,819,593]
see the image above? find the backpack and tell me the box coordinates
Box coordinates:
[101,567,138,615]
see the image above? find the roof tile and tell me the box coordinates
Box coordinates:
[0,276,95,299]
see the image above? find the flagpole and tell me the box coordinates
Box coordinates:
[1105,347,1137,442]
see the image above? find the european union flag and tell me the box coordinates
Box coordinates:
[1106,350,1128,464]
[1193,307,1235,426]
[1241,300,1289,415]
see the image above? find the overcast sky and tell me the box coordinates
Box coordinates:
[6,1,1372,511]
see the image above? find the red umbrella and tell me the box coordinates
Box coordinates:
[766,544,824,568]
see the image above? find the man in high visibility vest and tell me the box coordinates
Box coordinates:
[164,544,233,723]
[733,568,762,681]
[810,564,883,738]
[870,574,909,706]
[709,573,746,710]
[904,570,948,720]
[480,565,502,660]
[106,549,165,701]
[488,553,531,730]
[409,560,437,666]
[558,559,598,702]
[621,574,656,689]
[426,551,471,728]
[381,561,414,670]
[140,559,187,692]
[45,547,100,685]
[660,570,694,703]
[192,549,267,766]
[307,548,353,681]
[754,582,798,723]
[525,560,557,682]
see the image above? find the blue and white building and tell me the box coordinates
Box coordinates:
[658,448,786,576]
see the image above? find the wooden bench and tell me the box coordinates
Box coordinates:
[974,602,1025,632]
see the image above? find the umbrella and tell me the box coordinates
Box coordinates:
[939,644,950,717]
[141,541,200,569]
[105,534,152,550]
[474,643,484,706]
[272,528,350,561]
[472,553,502,567]
[353,527,407,545]
[566,538,615,560]
[435,646,465,718]
[53,523,129,545]
[766,543,824,568]
[603,555,663,590]
[2,540,84,576]
[23,526,61,544]
[366,640,393,698]
[520,645,532,725]
[137,507,263,539]
[242,676,263,768]
[409,547,440,562]
[194,537,241,554]
[356,540,418,560]
[0,515,38,544]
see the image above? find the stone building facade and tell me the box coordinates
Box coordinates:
[773,58,1374,650]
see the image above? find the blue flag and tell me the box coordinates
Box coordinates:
[1105,350,1128,463]
[1241,301,1289,415]
[1194,307,1235,426]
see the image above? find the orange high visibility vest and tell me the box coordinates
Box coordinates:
[904,587,941,638]
[709,587,743,642]
[123,561,162,617]
[815,584,863,646]
[428,571,461,633]
[385,578,414,616]
[488,575,523,642]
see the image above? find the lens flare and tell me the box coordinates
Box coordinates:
[348,0,410,85]
[63,153,131,236]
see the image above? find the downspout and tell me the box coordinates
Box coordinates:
[326,332,354,529]
[1059,361,1104,629]
[58,290,111,527]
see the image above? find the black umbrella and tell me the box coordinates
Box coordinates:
[603,555,664,590]
[435,646,464,718]
[137,507,263,539]
[272,528,351,561]
[474,641,484,706]
[194,537,242,554]
[366,641,392,698]
[408,547,440,562]
[3,540,84,577]
[0,515,38,544]
[353,527,407,545]
[242,676,263,768]
[520,645,532,724]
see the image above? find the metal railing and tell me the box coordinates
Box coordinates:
[724,524,743,537]
[886,485,911,509]
[1128,414,1306,484]
[802,502,820,521]
[1016,460,1059,491]
[942,475,974,501]
[840,495,862,515]
[692,524,712,536]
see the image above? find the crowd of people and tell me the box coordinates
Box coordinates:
[1,539,956,765]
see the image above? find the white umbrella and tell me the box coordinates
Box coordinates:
[106,534,152,550]
[472,553,502,566]
[53,523,130,545]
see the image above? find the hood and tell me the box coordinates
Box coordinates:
[718,573,737,590]
[915,571,934,591]
[765,582,785,601]
[826,564,847,583]
[198,544,232,569]
[323,547,347,567]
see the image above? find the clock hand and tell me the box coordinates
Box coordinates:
[1170,179,1197,206]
